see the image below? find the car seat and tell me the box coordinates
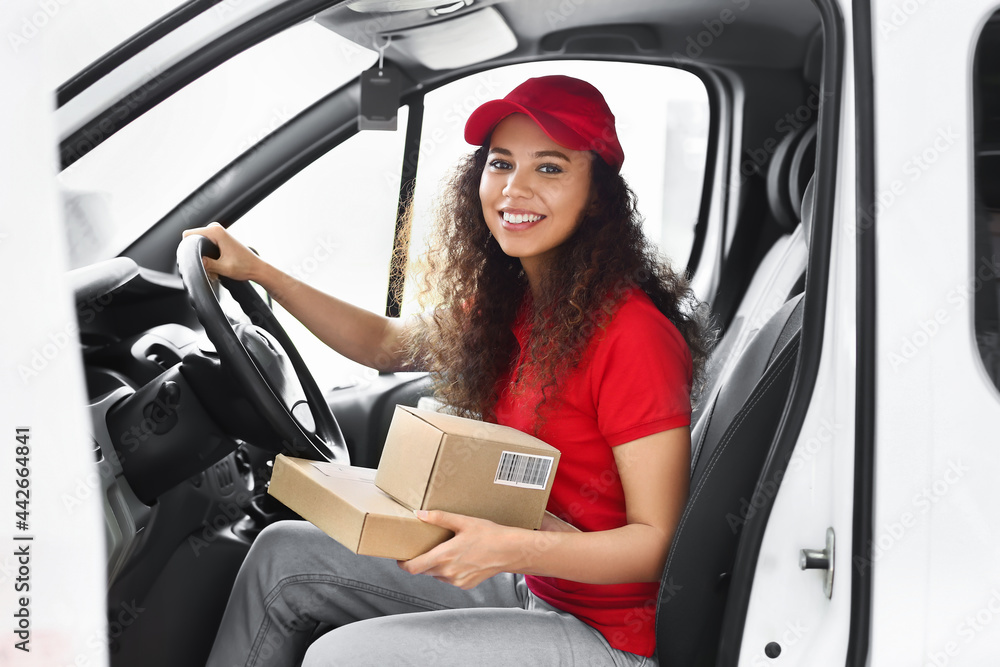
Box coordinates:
[655,163,817,665]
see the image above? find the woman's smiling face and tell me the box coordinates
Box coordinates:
[479,113,593,287]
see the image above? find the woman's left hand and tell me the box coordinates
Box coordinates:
[397,510,521,589]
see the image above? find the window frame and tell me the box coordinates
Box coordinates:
[972,12,1000,395]
[389,59,717,317]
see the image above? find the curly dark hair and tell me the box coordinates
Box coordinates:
[404,145,714,423]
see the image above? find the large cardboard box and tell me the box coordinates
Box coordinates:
[375,405,560,530]
[267,456,452,560]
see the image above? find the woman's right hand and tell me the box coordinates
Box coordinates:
[182,222,263,282]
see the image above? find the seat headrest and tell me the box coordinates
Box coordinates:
[766,122,817,233]
[800,174,816,248]
[788,123,817,219]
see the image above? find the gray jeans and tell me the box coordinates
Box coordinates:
[205,520,656,667]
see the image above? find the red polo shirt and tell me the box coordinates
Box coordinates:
[493,288,692,657]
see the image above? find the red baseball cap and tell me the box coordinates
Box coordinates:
[464,75,625,172]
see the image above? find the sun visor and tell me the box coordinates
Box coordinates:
[385,7,517,70]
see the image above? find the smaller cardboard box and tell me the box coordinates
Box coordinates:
[375,406,560,530]
[267,455,452,560]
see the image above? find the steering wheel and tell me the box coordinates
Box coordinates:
[176,234,349,463]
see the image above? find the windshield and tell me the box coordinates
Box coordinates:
[57,19,376,269]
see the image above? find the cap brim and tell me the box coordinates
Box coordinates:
[464,100,592,152]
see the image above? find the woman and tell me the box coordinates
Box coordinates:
[190,75,712,666]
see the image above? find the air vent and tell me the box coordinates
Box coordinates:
[429,0,472,16]
[213,461,234,490]
[144,343,180,371]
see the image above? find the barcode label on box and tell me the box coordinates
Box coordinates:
[494,451,554,490]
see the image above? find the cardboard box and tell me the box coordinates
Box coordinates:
[267,456,452,560]
[375,405,560,530]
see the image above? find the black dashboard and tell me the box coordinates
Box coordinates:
[71,258,261,588]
